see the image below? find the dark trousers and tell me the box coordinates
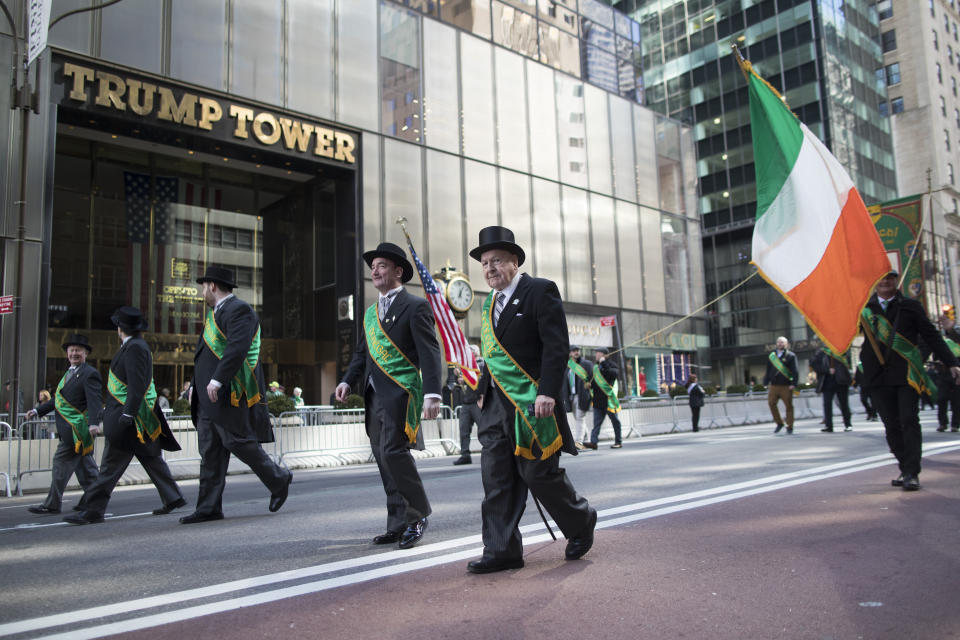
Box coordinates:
[590,407,622,444]
[871,385,923,476]
[690,406,701,431]
[458,402,482,456]
[860,388,876,418]
[195,411,289,516]
[478,392,592,561]
[822,384,851,428]
[937,385,960,429]
[82,440,183,516]
[42,440,98,511]
[367,391,431,533]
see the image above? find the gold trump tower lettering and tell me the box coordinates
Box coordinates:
[62,62,356,164]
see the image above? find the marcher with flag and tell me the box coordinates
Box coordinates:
[336,241,443,550]
[860,271,960,491]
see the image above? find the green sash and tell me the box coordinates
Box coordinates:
[767,351,796,384]
[54,370,93,455]
[481,292,562,460]
[106,370,161,444]
[945,338,960,359]
[861,307,937,401]
[363,304,424,445]
[203,308,262,408]
[568,358,590,385]
[821,347,850,369]
[592,365,621,414]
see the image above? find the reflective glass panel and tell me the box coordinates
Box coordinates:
[380,2,422,143]
[232,0,283,104]
[423,19,460,153]
[579,0,614,29]
[640,206,665,312]
[584,84,612,195]
[590,194,618,307]
[363,134,382,249]
[441,0,492,39]
[537,0,578,35]
[609,95,636,202]
[556,74,587,188]
[338,0,379,131]
[288,0,335,119]
[526,59,559,180]
[615,200,643,309]
[383,139,423,246]
[426,150,463,269]
[582,44,618,94]
[170,0,226,90]
[492,1,539,58]
[634,105,658,207]
[48,0,90,53]
[100,0,162,73]
[661,215,689,315]
[460,34,496,163]
[495,48,530,172]
[532,178,564,296]
[499,169,533,259]
[539,24,580,77]
[463,160,498,284]
[562,186,591,303]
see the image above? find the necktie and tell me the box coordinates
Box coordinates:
[880,300,888,312]
[494,292,505,327]
[379,293,396,321]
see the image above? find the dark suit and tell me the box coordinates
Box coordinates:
[688,383,705,431]
[458,361,488,458]
[562,356,593,444]
[191,295,289,517]
[34,363,101,511]
[811,350,852,430]
[80,336,183,516]
[590,358,622,445]
[861,292,959,476]
[341,288,443,532]
[477,274,593,562]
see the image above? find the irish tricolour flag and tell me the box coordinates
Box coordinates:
[746,61,890,354]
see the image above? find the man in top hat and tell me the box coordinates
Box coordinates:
[25,334,101,514]
[336,242,443,549]
[562,345,593,450]
[181,265,292,524]
[466,226,596,574]
[65,307,186,524]
[860,270,960,491]
[586,346,623,449]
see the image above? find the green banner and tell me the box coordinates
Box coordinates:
[868,196,924,304]
[106,370,161,444]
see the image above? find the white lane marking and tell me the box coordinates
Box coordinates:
[9,443,960,639]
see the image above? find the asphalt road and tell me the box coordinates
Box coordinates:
[2,412,959,639]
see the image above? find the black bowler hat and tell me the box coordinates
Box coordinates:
[886,269,899,277]
[196,265,237,289]
[110,306,149,333]
[62,333,93,353]
[363,242,414,283]
[469,226,525,266]
[594,346,610,354]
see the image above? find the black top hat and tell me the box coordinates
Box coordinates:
[363,242,414,283]
[62,333,93,353]
[111,306,149,333]
[196,265,237,289]
[469,226,526,266]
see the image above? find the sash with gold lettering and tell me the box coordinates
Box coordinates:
[106,370,161,444]
[481,292,562,460]
[203,308,262,408]
[767,351,796,384]
[363,304,424,445]
[861,307,937,401]
[54,370,93,455]
[592,365,621,414]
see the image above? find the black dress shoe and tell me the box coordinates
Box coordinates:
[565,508,597,560]
[902,475,921,491]
[582,442,598,450]
[773,424,783,434]
[453,456,472,465]
[269,471,293,513]
[28,505,60,515]
[398,517,428,549]
[467,557,524,574]
[786,427,793,434]
[72,504,83,512]
[63,511,104,525]
[821,427,834,432]
[891,474,904,487]
[153,497,187,515]
[372,530,403,545]
[179,511,224,524]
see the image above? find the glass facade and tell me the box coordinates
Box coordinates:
[0,0,703,404]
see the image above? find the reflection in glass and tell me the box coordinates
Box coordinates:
[442,0,492,39]
[582,44,618,94]
[584,84,612,195]
[460,34,496,163]
[661,215,689,315]
[634,105,659,208]
[423,20,461,153]
[232,0,283,104]
[100,0,162,73]
[609,95,637,202]
[426,150,463,268]
[381,2,422,143]
[579,0,614,29]
[170,0,226,90]
[288,0,335,119]
[556,74,588,188]
[640,206,665,312]
[591,194,618,307]
[526,59,559,180]
[532,178,564,296]
[338,0,379,131]
[562,186,591,303]
[539,24,581,77]
[616,200,643,309]
[495,48,530,172]
[537,0,578,35]
[492,2,538,58]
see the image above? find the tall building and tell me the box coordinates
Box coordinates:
[0,0,703,408]
[614,0,898,385]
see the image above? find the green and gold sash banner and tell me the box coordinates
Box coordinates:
[363,304,424,445]
[568,358,590,384]
[203,308,262,408]
[107,370,161,444]
[592,366,621,414]
[822,347,850,370]
[54,370,93,455]
[481,292,562,460]
[945,338,960,360]
[861,307,937,401]
[768,351,796,384]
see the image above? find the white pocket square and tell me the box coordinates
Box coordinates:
[512,299,519,305]
[516,313,523,317]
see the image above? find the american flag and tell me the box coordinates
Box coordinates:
[125,172,177,332]
[408,242,479,389]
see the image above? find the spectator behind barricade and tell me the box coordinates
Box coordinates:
[158,388,171,412]
[178,381,191,401]
[34,389,55,438]
[292,387,304,408]
[686,374,705,432]
[267,381,285,400]
[3,380,24,416]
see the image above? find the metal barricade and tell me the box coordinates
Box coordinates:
[15,418,61,497]
[0,422,14,496]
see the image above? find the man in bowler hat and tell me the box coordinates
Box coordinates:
[466,226,596,573]
[25,334,101,514]
[181,266,292,523]
[65,307,186,524]
[336,242,443,549]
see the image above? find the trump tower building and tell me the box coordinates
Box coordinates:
[0,0,704,407]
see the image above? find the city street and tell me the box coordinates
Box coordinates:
[2,413,960,639]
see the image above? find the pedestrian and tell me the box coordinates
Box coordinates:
[267,381,284,400]
[335,242,442,549]
[34,389,54,439]
[638,365,648,394]
[936,314,960,432]
[811,347,853,432]
[292,387,305,408]
[3,380,23,416]
[157,387,171,412]
[853,363,877,420]
[860,270,960,491]
[180,265,292,524]
[465,226,596,574]
[585,347,623,449]
[763,336,798,434]
[64,307,186,524]
[453,345,486,465]
[178,381,191,401]
[686,374,705,432]
[25,334,101,515]
[563,345,593,450]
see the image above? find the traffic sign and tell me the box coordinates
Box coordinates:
[0,295,14,314]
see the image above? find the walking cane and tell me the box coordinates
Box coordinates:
[532,495,557,541]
